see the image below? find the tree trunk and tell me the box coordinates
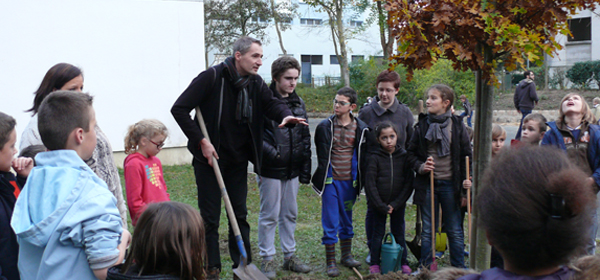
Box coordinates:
[336,2,350,86]
[470,43,493,270]
[270,0,287,55]
[376,1,393,60]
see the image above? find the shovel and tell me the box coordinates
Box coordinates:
[407,205,422,260]
[435,208,448,253]
[466,156,471,243]
[195,107,269,280]
[430,171,438,271]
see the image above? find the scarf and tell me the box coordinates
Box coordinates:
[224,56,252,123]
[425,110,452,157]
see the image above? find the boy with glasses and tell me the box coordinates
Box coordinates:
[312,87,370,277]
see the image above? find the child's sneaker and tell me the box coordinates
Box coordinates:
[435,251,445,259]
[369,265,381,274]
[401,264,412,274]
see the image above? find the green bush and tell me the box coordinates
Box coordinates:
[549,68,567,90]
[566,61,597,89]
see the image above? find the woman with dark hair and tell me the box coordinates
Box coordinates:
[433,146,599,280]
[20,63,129,228]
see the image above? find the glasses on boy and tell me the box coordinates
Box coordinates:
[333,99,351,106]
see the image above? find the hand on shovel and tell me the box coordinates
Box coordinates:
[199,138,219,167]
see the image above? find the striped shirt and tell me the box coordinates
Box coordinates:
[331,117,356,180]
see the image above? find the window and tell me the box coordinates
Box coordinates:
[301,55,323,65]
[330,55,339,65]
[350,20,363,27]
[300,18,323,26]
[351,55,364,63]
[568,17,591,42]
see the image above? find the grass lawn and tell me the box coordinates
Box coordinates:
[120,165,465,280]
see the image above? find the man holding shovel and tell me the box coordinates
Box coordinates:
[171,36,306,280]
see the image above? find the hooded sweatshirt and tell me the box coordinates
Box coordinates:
[11,150,122,280]
[513,79,538,111]
[123,152,170,226]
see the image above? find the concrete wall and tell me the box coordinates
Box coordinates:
[0,0,205,158]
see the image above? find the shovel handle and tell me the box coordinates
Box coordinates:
[466,156,471,243]
[430,170,436,265]
[195,107,247,261]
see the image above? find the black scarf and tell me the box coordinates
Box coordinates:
[224,56,252,123]
[425,110,452,157]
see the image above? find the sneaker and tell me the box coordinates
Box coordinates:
[410,269,421,276]
[260,260,277,280]
[365,253,371,265]
[401,264,412,274]
[206,267,220,280]
[283,255,311,273]
[369,265,381,274]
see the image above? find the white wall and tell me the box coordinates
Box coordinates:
[547,8,600,67]
[0,0,205,153]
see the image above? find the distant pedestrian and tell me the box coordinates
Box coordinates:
[459,95,473,127]
[513,70,538,140]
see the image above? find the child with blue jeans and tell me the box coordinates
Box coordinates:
[11,91,130,280]
[407,84,472,270]
[312,87,369,277]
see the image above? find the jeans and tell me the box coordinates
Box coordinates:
[515,109,532,140]
[459,111,473,128]
[420,180,465,268]
[193,158,252,269]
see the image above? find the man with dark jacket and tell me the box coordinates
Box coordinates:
[256,56,311,279]
[514,70,539,140]
[171,36,306,280]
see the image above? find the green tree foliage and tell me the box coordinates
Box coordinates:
[566,60,600,89]
[204,0,295,66]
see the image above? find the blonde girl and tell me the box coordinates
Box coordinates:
[541,92,600,255]
[123,119,170,226]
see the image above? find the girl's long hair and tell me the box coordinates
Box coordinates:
[122,202,206,280]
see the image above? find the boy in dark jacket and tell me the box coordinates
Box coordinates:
[312,87,369,277]
[459,95,473,128]
[358,70,414,267]
[257,56,311,279]
[407,84,472,270]
[0,112,34,280]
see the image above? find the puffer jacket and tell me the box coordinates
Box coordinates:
[258,83,311,183]
[364,145,414,214]
[311,115,370,195]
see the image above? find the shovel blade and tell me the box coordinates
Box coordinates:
[233,263,269,280]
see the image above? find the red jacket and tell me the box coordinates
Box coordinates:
[124,153,169,226]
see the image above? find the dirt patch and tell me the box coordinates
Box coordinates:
[492,89,600,111]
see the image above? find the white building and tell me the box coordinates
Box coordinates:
[207,0,383,84]
[1,0,205,165]
[545,8,600,88]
